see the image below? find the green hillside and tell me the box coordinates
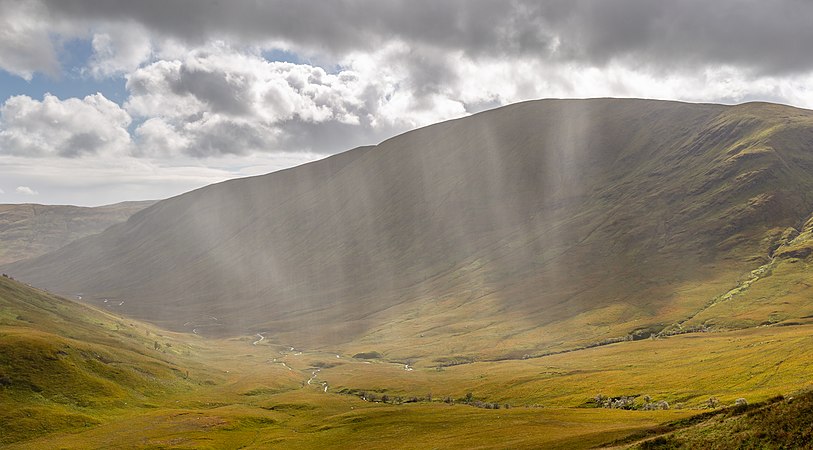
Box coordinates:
[4,273,813,448]
[627,392,813,449]
[0,274,200,445]
[0,274,692,449]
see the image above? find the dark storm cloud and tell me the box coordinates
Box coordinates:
[530,0,813,75]
[42,0,522,57]
[41,0,813,75]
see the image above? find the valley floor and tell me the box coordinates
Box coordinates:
[5,319,813,449]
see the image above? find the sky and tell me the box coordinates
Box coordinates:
[2,1,813,206]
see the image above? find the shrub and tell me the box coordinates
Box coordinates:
[352,351,382,359]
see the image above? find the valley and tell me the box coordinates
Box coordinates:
[8,100,813,358]
[2,274,812,448]
[4,98,813,448]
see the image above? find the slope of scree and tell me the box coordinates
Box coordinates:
[5,98,813,356]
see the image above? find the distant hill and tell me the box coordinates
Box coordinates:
[6,98,813,359]
[0,201,154,265]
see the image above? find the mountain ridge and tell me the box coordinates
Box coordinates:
[6,98,813,359]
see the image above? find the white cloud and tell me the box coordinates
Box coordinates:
[132,117,188,157]
[15,186,38,195]
[0,187,5,194]
[126,42,370,124]
[0,93,132,158]
[87,22,153,78]
[0,1,60,79]
[124,43,395,156]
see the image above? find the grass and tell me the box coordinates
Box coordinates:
[4,274,813,448]
[626,391,813,449]
[318,325,813,409]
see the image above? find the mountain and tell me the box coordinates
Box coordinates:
[6,98,813,359]
[0,201,154,265]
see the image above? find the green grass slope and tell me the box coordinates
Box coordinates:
[5,99,813,360]
[626,391,813,449]
[0,275,200,445]
[0,201,154,265]
[0,275,693,449]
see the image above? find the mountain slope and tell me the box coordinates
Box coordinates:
[6,98,813,358]
[0,274,198,445]
[0,201,154,265]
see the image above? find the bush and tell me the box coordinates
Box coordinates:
[352,351,382,359]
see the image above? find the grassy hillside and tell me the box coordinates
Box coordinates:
[5,99,813,361]
[0,275,692,448]
[4,274,812,448]
[625,391,813,449]
[0,201,153,265]
[0,274,204,445]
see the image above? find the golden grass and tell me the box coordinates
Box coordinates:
[4,275,813,448]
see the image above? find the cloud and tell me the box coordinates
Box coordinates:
[0,93,132,158]
[0,1,61,79]
[15,186,38,195]
[3,0,813,206]
[0,187,4,194]
[33,0,813,77]
[87,22,153,78]
[125,43,431,156]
